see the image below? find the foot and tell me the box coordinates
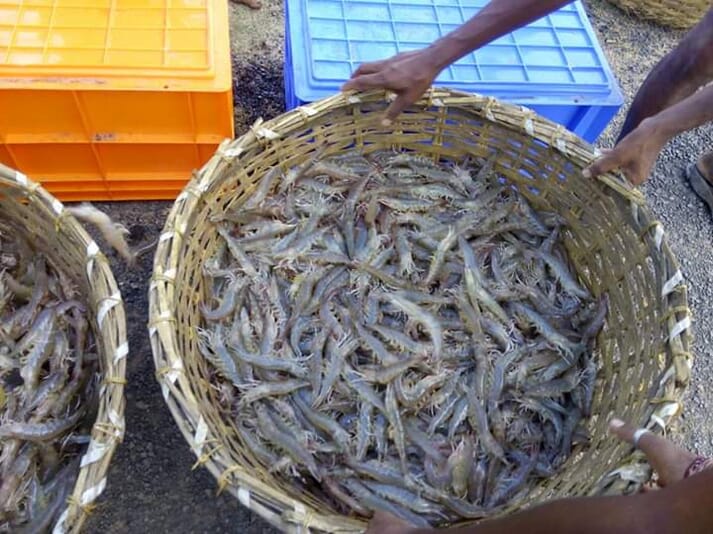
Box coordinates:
[686,155,713,213]
[608,418,697,487]
[696,153,713,185]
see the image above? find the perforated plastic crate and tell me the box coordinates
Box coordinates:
[284,0,623,143]
[0,0,233,201]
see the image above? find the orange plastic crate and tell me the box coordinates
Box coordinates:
[0,0,234,201]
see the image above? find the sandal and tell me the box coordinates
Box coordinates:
[686,162,713,213]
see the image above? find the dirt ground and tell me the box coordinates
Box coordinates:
[82,1,713,532]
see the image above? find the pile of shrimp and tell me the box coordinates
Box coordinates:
[0,223,99,531]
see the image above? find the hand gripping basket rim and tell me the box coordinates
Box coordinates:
[148,87,693,533]
[0,164,127,534]
[605,0,710,29]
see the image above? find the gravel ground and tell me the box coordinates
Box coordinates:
[82,1,712,532]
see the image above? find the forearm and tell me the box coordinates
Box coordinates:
[409,469,713,534]
[618,7,713,140]
[647,83,713,142]
[427,0,572,70]
[408,496,655,534]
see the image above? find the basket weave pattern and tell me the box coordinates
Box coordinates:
[606,0,710,29]
[0,164,127,534]
[149,88,692,532]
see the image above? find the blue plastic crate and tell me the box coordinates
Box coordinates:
[284,0,624,143]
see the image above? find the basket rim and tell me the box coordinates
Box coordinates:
[0,163,127,534]
[605,0,710,29]
[148,87,693,532]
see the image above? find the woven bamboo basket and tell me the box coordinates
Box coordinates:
[0,164,127,533]
[605,0,710,29]
[149,88,693,532]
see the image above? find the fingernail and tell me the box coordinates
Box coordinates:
[381,118,392,127]
[582,168,591,178]
[609,418,625,429]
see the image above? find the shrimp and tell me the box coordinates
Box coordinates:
[447,435,475,498]
[385,384,408,474]
[387,291,443,361]
[0,408,84,441]
[254,403,320,480]
[237,379,309,406]
[66,203,136,265]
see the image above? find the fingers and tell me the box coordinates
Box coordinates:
[608,418,651,447]
[582,150,621,179]
[350,60,387,78]
[342,60,393,90]
[608,417,698,487]
[608,418,669,468]
[341,71,387,92]
[382,93,415,125]
[624,162,649,186]
[583,147,650,185]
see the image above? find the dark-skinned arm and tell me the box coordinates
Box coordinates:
[342,0,572,123]
[424,468,712,534]
[369,468,713,534]
[426,0,573,71]
[617,7,713,141]
[584,82,713,184]
[648,82,713,141]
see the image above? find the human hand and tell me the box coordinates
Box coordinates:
[608,417,698,489]
[582,118,668,185]
[341,49,442,125]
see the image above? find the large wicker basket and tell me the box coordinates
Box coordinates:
[605,0,710,29]
[149,88,692,532]
[0,164,127,533]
